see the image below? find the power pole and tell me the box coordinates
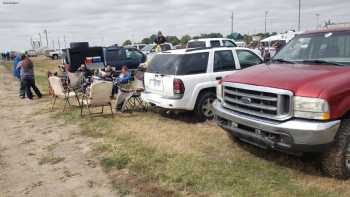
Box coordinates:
[231,12,234,34]
[264,11,268,33]
[316,13,320,28]
[298,0,301,31]
[64,35,67,48]
[52,40,55,49]
[38,33,42,47]
[58,39,61,50]
[44,29,49,47]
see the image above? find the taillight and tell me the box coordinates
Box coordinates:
[173,79,185,95]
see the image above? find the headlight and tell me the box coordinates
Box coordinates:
[216,81,223,101]
[294,96,330,120]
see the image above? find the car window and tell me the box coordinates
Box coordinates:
[214,50,235,72]
[237,50,263,69]
[187,41,206,48]
[125,48,143,60]
[161,44,171,51]
[106,49,125,62]
[147,52,209,75]
[210,40,221,47]
[223,40,237,47]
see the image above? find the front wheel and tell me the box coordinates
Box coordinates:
[321,119,350,179]
[194,91,216,121]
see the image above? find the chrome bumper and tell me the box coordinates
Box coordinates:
[213,100,340,152]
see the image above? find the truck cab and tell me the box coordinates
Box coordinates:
[213,28,350,179]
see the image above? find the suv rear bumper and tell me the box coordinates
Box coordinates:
[213,100,340,154]
[141,92,193,110]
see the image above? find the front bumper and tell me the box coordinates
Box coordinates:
[141,92,193,110]
[213,100,340,153]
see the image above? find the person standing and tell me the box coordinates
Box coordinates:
[17,55,42,100]
[13,54,27,98]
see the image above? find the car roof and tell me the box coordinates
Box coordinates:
[302,27,350,35]
[160,47,244,54]
[189,38,233,42]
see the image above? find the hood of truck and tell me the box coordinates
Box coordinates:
[224,63,350,98]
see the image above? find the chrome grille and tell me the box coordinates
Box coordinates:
[222,83,293,121]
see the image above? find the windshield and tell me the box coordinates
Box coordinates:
[147,53,209,75]
[141,44,155,52]
[274,31,350,65]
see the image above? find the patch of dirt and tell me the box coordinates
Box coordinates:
[0,65,116,197]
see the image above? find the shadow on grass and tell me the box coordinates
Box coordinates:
[225,131,323,178]
[150,108,203,124]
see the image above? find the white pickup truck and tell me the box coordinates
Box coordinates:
[142,47,263,120]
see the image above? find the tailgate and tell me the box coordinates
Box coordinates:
[144,72,175,97]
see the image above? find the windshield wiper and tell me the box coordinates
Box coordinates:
[272,58,296,64]
[301,59,346,66]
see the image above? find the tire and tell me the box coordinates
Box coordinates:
[321,119,350,179]
[52,54,58,60]
[194,91,216,121]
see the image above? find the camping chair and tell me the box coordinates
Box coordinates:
[116,79,148,113]
[80,81,114,116]
[48,76,79,112]
[66,71,84,106]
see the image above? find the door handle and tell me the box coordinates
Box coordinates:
[216,77,223,80]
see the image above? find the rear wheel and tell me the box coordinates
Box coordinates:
[321,119,350,179]
[194,91,216,121]
[52,54,58,60]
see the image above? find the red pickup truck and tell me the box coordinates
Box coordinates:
[213,28,350,179]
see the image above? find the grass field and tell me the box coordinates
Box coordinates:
[2,57,350,196]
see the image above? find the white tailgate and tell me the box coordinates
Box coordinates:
[144,72,175,97]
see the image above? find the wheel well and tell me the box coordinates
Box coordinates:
[198,87,216,97]
[342,110,350,119]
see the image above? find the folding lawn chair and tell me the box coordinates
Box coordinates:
[48,76,79,112]
[116,79,148,113]
[80,80,114,116]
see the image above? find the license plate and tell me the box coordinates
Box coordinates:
[150,79,161,88]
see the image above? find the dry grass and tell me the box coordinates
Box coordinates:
[3,57,350,196]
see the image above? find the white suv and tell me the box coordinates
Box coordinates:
[142,47,263,120]
[187,38,237,48]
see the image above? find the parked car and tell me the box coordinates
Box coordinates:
[46,49,62,59]
[141,43,174,55]
[26,50,38,57]
[142,47,262,120]
[213,28,350,179]
[126,44,146,50]
[187,38,237,48]
[104,46,147,71]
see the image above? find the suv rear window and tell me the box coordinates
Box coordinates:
[147,52,209,75]
[187,41,206,48]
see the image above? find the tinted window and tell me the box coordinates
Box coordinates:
[237,50,262,69]
[223,40,237,47]
[106,49,125,62]
[187,41,206,48]
[214,50,235,72]
[210,40,221,47]
[161,44,172,51]
[125,48,143,60]
[147,52,209,75]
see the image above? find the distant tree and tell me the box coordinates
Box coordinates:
[180,34,192,44]
[227,32,244,40]
[193,33,224,39]
[149,34,157,43]
[167,36,180,45]
[141,38,152,44]
[243,34,253,44]
[122,40,132,46]
[324,19,335,28]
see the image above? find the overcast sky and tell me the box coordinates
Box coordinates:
[0,0,349,51]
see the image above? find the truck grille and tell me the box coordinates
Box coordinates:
[222,83,293,121]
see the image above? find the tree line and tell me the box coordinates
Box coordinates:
[122,32,279,46]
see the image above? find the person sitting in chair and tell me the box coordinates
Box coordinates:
[115,65,130,84]
[99,65,115,81]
